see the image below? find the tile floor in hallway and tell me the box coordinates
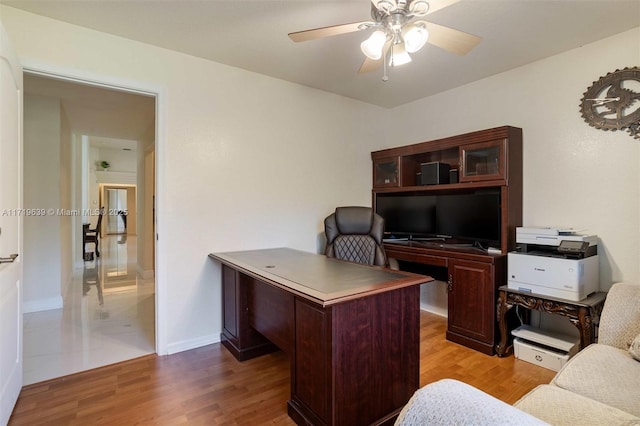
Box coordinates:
[22,235,155,385]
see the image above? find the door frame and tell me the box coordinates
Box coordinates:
[21,60,168,355]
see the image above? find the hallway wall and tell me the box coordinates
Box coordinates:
[23,93,71,312]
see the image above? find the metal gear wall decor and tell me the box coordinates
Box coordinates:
[580,67,640,140]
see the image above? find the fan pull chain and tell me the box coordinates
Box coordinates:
[382,44,390,82]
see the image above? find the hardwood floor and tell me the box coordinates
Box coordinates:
[9,311,556,425]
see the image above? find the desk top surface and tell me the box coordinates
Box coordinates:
[209,248,432,306]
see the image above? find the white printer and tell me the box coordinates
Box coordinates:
[507,227,599,301]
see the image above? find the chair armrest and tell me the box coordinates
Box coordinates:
[598,282,640,349]
[395,379,548,425]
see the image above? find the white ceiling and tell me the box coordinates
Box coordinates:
[6,0,640,108]
[23,73,155,143]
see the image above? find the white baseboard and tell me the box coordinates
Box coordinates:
[137,265,154,280]
[23,296,63,313]
[420,304,448,318]
[166,333,220,355]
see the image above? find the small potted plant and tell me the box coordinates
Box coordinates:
[100,161,110,171]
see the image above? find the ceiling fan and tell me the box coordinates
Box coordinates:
[288,0,481,77]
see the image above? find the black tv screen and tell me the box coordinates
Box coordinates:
[375,194,436,238]
[436,190,501,245]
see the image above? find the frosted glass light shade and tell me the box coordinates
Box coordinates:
[403,24,429,53]
[390,43,412,66]
[360,30,387,60]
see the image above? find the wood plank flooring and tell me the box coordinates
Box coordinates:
[9,311,556,425]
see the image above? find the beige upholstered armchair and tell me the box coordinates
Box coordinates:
[395,282,640,425]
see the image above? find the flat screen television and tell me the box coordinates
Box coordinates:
[436,190,501,246]
[375,194,437,238]
[375,190,501,246]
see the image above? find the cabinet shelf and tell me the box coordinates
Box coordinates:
[371,126,522,355]
[373,181,504,194]
[371,125,522,254]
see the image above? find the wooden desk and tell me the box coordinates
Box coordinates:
[496,286,607,357]
[209,248,432,426]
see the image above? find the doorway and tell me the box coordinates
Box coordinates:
[21,72,159,384]
[102,185,136,235]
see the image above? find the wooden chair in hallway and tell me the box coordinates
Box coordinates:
[83,207,104,260]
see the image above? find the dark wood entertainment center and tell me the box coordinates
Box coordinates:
[371,126,523,354]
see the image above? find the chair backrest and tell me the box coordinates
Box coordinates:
[324,206,388,267]
[95,207,104,236]
[598,281,640,350]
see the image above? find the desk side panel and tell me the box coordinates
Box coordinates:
[334,286,420,425]
[220,266,278,361]
[291,300,331,424]
[290,287,422,425]
[222,265,238,338]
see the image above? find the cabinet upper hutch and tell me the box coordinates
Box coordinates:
[371,126,523,355]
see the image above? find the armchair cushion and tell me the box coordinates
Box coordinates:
[551,343,640,417]
[515,385,640,426]
[395,379,547,425]
[598,282,640,350]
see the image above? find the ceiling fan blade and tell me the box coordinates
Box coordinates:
[358,42,391,74]
[358,56,383,74]
[424,0,462,15]
[288,21,370,42]
[421,21,481,55]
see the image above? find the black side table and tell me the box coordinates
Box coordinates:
[496,286,607,357]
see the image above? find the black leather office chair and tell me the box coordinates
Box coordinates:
[324,206,388,267]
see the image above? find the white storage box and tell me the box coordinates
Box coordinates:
[512,325,579,372]
[513,338,570,371]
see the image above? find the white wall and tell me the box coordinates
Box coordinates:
[23,93,63,312]
[59,104,72,297]
[386,27,640,318]
[0,6,388,353]
[87,144,100,224]
[388,28,640,288]
[136,122,155,279]
[96,144,137,173]
[138,146,155,279]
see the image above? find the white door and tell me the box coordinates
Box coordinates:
[0,22,23,426]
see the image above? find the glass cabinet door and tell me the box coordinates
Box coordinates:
[459,140,505,182]
[373,157,399,187]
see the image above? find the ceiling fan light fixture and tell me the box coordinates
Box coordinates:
[373,0,398,14]
[390,43,412,67]
[361,30,387,60]
[408,0,430,16]
[402,24,429,53]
